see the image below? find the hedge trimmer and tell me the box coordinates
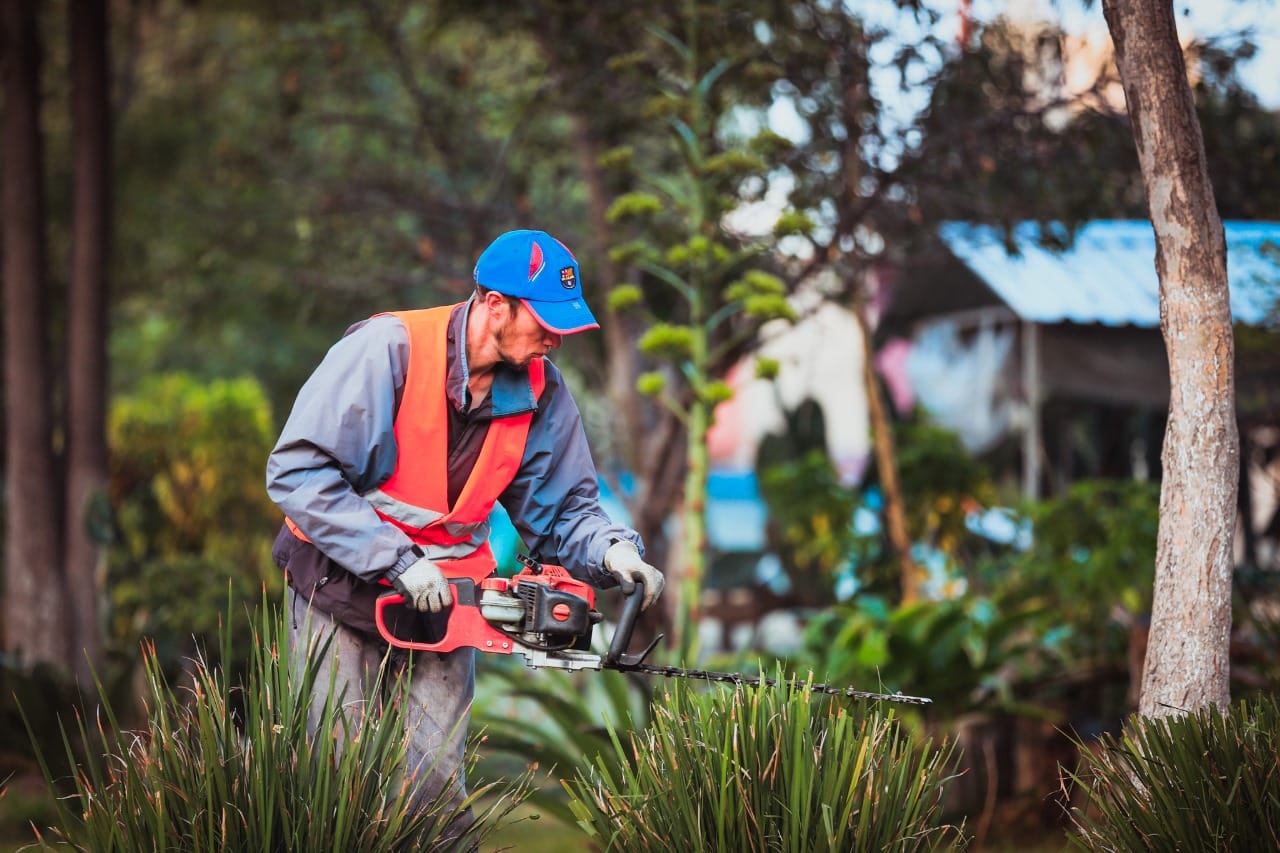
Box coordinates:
[376,555,931,706]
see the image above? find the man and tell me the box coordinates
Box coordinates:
[266,229,664,833]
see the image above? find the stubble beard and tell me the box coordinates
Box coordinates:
[493,315,533,369]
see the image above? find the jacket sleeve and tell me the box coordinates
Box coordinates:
[498,360,645,588]
[264,316,421,582]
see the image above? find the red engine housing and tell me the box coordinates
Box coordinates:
[375,563,596,654]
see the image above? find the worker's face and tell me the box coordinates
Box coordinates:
[494,299,562,368]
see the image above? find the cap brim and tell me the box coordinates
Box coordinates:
[521,298,600,335]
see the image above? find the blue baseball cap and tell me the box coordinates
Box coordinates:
[472,229,600,335]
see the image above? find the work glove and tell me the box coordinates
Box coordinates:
[392,555,453,613]
[604,541,664,611]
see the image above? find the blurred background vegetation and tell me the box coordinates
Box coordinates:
[2,0,1279,849]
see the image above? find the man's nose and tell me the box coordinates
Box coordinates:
[545,332,562,349]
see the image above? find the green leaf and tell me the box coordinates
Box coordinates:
[703,150,766,177]
[597,145,635,172]
[606,284,645,313]
[773,211,814,238]
[606,192,664,222]
[695,57,735,100]
[638,324,696,359]
[702,380,733,405]
[743,293,796,321]
[754,357,781,380]
[636,371,667,396]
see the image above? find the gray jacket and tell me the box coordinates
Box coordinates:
[265,298,640,591]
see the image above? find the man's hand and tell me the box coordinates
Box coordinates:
[392,555,453,613]
[604,541,664,610]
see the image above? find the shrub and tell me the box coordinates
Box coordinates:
[1068,695,1280,850]
[564,672,962,852]
[23,598,531,851]
[474,661,651,825]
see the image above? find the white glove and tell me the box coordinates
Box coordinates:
[392,555,452,613]
[604,541,664,610]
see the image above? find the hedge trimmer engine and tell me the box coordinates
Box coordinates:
[375,555,932,705]
[469,559,605,671]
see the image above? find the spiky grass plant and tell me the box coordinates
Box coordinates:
[23,599,531,851]
[563,672,962,852]
[1068,695,1280,850]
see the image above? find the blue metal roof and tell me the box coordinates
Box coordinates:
[938,220,1280,327]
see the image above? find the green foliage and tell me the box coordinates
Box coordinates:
[800,594,1062,722]
[759,449,862,602]
[598,145,637,173]
[702,149,766,176]
[853,415,999,598]
[772,211,813,238]
[473,662,652,826]
[23,598,531,851]
[636,371,668,397]
[1068,696,1280,850]
[637,323,697,359]
[998,479,1160,665]
[563,674,962,852]
[725,271,795,322]
[107,373,280,676]
[607,284,645,313]
[754,356,781,380]
[701,379,734,405]
[602,19,801,658]
[609,239,657,266]
[606,192,664,221]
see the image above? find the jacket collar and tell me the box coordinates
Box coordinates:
[448,297,540,418]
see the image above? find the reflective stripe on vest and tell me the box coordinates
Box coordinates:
[370,305,545,573]
[286,304,546,579]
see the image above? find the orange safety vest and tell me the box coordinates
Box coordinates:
[287,304,545,581]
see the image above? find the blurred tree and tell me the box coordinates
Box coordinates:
[2,0,70,670]
[1103,0,1237,716]
[107,374,279,680]
[109,0,588,407]
[65,0,112,687]
[600,20,797,655]
[1,0,112,684]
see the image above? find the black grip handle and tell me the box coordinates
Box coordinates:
[604,578,645,666]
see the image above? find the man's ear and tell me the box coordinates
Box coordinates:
[482,289,508,316]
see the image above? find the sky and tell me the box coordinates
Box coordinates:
[982,0,1280,107]
[732,0,1280,241]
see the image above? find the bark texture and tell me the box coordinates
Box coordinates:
[1103,0,1237,716]
[2,0,70,666]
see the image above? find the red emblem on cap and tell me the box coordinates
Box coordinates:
[529,242,545,281]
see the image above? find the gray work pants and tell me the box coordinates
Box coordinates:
[288,589,476,838]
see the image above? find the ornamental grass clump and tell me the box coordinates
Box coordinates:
[1068,694,1280,850]
[563,672,962,852]
[23,600,530,852]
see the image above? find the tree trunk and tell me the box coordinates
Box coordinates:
[852,285,922,603]
[2,0,70,668]
[1103,0,1237,716]
[65,0,111,684]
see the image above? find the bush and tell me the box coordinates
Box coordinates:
[564,672,963,852]
[801,593,1062,721]
[23,598,531,851]
[474,661,651,825]
[108,373,283,685]
[1068,695,1280,850]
